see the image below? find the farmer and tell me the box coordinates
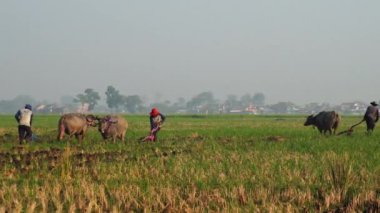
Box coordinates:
[363,101,379,133]
[142,107,166,142]
[15,104,34,144]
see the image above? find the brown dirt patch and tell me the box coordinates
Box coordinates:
[265,136,286,142]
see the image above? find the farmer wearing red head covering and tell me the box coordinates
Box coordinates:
[142,108,166,142]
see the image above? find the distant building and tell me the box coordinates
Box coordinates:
[227,105,257,114]
[229,109,243,114]
[35,104,64,114]
[336,101,366,115]
[245,104,257,114]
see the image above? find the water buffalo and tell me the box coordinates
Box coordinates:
[98,115,128,142]
[57,113,97,142]
[304,111,340,135]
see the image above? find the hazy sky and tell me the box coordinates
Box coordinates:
[1,0,379,105]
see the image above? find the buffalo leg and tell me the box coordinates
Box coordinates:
[57,123,66,141]
[57,132,62,141]
[76,133,84,143]
[57,128,65,141]
[69,133,74,141]
[121,132,125,142]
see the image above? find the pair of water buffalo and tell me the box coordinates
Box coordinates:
[57,113,128,142]
[304,111,340,135]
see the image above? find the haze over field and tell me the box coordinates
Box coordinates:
[1,1,379,104]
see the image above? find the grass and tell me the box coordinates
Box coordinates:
[0,114,379,212]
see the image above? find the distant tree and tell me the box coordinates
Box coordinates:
[187,91,217,113]
[60,96,75,105]
[189,92,214,106]
[225,94,240,111]
[304,102,331,114]
[12,95,36,109]
[59,96,76,112]
[269,102,298,114]
[240,94,252,107]
[124,95,144,113]
[172,97,187,109]
[150,100,172,114]
[0,95,36,113]
[169,97,187,113]
[105,86,124,111]
[252,92,265,106]
[74,88,100,111]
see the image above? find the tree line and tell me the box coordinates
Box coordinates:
[73,86,266,114]
[1,87,376,114]
[73,87,145,113]
[0,86,266,114]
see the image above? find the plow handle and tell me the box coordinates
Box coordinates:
[350,119,365,129]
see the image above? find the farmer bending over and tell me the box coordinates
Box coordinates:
[15,104,34,144]
[142,108,166,142]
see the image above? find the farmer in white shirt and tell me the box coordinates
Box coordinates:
[15,104,33,144]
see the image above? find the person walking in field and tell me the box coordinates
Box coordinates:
[15,104,34,144]
[363,101,379,134]
[142,107,166,142]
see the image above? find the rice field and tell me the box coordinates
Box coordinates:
[0,114,379,212]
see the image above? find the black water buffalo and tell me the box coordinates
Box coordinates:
[57,113,97,142]
[98,115,128,143]
[304,111,340,135]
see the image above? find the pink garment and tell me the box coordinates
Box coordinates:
[142,126,160,142]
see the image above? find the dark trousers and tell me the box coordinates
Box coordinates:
[365,118,375,131]
[18,125,32,144]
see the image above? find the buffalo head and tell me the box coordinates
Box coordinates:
[85,114,98,127]
[304,114,315,126]
[98,116,118,134]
